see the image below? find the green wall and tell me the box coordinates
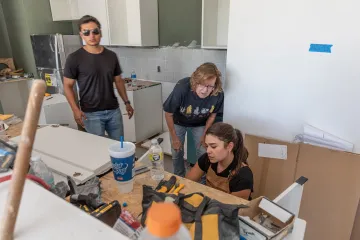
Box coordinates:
[1,0,73,75]
[0,3,12,58]
[158,0,202,46]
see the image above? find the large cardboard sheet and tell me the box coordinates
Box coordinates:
[295,144,360,240]
[245,134,299,200]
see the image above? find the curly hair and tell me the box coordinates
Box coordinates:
[190,62,223,96]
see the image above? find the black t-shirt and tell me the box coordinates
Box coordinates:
[163,78,224,127]
[198,153,254,193]
[64,47,122,112]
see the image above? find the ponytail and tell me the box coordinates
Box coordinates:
[231,129,249,179]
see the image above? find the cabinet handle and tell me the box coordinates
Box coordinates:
[123,113,128,115]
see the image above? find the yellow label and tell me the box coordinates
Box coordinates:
[149,152,163,162]
[45,73,52,86]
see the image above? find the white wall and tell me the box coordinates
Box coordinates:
[225,0,360,153]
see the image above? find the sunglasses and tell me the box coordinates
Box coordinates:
[81,28,100,36]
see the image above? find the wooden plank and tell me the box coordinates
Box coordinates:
[5,122,23,139]
[101,167,249,217]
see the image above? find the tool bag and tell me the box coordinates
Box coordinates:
[141,185,247,240]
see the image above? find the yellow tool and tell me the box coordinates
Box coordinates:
[44,93,51,97]
[157,176,177,193]
[173,183,185,194]
[0,114,13,121]
[168,184,177,194]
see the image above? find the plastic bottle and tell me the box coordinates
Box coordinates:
[30,156,55,188]
[131,70,137,87]
[0,120,5,136]
[149,139,164,181]
[139,203,191,240]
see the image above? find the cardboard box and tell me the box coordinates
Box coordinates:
[239,197,295,240]
[245,134,360,240]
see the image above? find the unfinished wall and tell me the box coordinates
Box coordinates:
[1,0,73,74]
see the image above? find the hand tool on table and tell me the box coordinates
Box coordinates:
[70,193,105,212]
[70,193,121,227]
[91,200,121,227]
[156,176,177,193]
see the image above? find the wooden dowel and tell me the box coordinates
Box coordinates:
[0,80,46,240]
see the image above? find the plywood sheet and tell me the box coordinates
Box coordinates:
[12,126,117,174]
[245,134,299,200]
[295,144,360,240]
[31,150,94,184]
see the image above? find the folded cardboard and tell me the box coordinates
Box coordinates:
[245,134,299,200]
[245,134,360,240]
[239,197,295,240]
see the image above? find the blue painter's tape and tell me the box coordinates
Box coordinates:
[309,44,333,53]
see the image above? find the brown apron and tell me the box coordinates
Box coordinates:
[206,166,231,194]
[206,163,248,194]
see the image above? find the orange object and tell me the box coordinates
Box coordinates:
[44,93,51,97]
[146,203,182,237]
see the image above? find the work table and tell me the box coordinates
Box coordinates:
[5,122,305,239]
[101,169,248,217]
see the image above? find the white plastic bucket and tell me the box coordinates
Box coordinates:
[108,142,136,193]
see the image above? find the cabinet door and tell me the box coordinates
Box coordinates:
[202,0,229,49]
[107,0,129,45]
[77,0,110,45]
[50,0,73,21]
[69,0,80,20]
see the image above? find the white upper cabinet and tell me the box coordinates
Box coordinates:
[50,0,79,21]
[202,0,230,49]
[77,0,110,45]
[107,0,158,46]
[75,0,159,46]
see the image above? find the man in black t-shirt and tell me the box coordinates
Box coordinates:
[163,63,224,177]
[64,15,134,140]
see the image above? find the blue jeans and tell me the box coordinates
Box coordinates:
[171,124,206,177]
[83,108,123,141]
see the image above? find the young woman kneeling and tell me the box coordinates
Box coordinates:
[186,122,253,200]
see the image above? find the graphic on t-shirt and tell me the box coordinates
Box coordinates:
[180,106,186,114]
[186,105,192,115]
[201,108,209,114]
[210,105,215,113]
[194,107,200,115]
